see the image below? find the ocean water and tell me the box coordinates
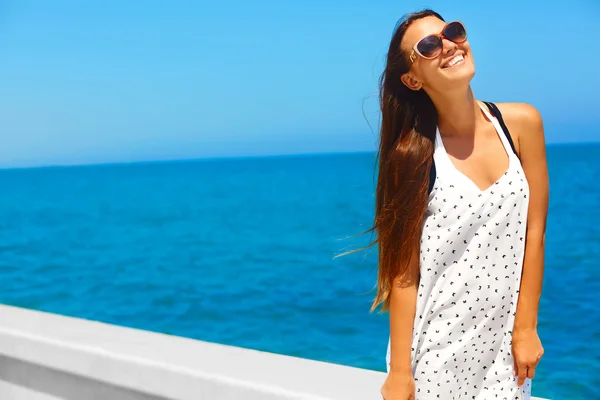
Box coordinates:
[0,144,598,399]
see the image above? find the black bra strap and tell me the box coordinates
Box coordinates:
[483,101,519,158]
[428,157,436,194]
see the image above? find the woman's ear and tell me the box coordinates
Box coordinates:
[401,72,422,91]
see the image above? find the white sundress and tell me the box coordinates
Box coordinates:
[386,101,532,399]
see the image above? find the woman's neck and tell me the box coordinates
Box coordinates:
[429,86,484,138]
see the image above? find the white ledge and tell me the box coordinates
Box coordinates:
[0,304,548,399]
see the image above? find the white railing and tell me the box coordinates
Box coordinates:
[0,304,548,400]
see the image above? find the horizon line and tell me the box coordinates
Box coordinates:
[0,140,598,172]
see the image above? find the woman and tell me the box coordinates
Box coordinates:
[372,9,549,400]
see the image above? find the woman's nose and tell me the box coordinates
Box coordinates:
[442,38,458,55]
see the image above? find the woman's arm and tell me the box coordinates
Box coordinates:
[514,104,549,330]
[381,242,420,400]
[498,102,549,386]
[380,244,419,398]
[499,102,549,328]
[388,244,420,375]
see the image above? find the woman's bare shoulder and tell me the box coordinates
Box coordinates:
[494,102,544,155]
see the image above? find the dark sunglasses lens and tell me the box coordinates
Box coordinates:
[444,22,467,42]
[416,36,442,58]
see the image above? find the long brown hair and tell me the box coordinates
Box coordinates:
[343,10,444,313]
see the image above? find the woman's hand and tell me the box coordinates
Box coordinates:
[512,328,544,387]
[380,371,415,400]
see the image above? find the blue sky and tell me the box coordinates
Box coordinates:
[0,0,598,167]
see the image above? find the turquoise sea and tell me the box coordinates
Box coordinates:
[0,143,598,399]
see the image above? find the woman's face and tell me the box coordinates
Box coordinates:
[400,16,476,93]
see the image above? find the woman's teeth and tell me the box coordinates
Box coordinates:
[443,54,464,69]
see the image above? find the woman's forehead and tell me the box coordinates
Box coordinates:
[402,16,446,50]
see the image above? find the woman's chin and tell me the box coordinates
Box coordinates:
[440,62,476,85]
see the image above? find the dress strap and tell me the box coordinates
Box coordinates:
[482,101,519,158]
[428,128,446,194]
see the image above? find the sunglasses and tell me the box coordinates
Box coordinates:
[409,21,467,64]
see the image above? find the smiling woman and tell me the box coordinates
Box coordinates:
[358,8,550,400]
